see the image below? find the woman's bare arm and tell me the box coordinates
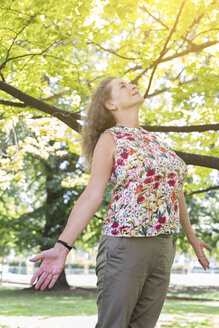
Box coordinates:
[29,131,116,290]
[56,131,115,247]
[178,189,196,244]
[178,189,211,270]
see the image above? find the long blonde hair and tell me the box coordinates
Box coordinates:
[80,76,117,173]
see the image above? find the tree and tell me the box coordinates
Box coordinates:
[13,148,84,289]
[0,114,112,288]
[0,0,218,283]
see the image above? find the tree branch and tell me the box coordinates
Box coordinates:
[0,12,41,71]
[0,41,64,71]
[86,41,140,60]
[128,40,218,80]
[0,73,6,82]
[0,81,218,133]
[168,0,216,53]
[147,78,198,98]
[192,28,219,40]
[0,5,32,17]
[144,1,187,98]
[188,185,219,195]
[142,123,219,132]
[0,91,68,107]
[140,5,169,30]
[0,81,218,169]
[0,99,27,108]
[173,150,219,170]
[0,81,81,131]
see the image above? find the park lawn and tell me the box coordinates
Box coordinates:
[161,302,218,327]
[0,286,218,328]
[166,285,219,300]
[163,299,218,315]
[160,318,215,328]
[0,287,97,316]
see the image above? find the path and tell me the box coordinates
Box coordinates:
[0,313,218,328]
[2,272,219,288]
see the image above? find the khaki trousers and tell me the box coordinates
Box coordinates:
[95,233,176,328]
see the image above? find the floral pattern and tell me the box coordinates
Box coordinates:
[101,125,188,237]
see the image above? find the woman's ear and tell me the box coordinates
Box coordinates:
[104,101,117,111]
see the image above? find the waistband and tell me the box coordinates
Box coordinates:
[158,233,172,238]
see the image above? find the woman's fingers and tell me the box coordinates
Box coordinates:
[192,237,211,271]
[198,255,210,270]
[40,273,53,291]
[29,248,64,290]
[204,242,211,250]
[30,267,42,285]
[48,274,59,289]
[196,241,210,270]
[31,269,59,290]
[35,272,48,290]
[39,273,60,290]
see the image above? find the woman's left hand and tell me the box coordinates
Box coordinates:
[190,236,211,271]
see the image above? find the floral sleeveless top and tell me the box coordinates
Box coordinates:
[101,125,188,237]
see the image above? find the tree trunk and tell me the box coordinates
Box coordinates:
[50,268,70,290]
[37,152,79,291]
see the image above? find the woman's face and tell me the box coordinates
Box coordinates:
[106,78,144,111]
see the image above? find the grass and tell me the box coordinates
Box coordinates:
[0,285,218,327]
[163,300,218,315]
[0,287,97,316]
[160,319,213,328]
[166,285,219,300]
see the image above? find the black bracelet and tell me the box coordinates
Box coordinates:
[56,239,72,251]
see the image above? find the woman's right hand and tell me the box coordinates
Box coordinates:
[29,245,69,291]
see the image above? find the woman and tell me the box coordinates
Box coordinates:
[30,77,211,328]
